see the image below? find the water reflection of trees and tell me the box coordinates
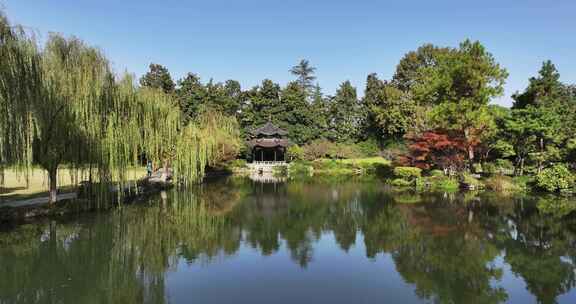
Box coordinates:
[1,179,576,303]
[482,195,576,304]
[0,186,238,304]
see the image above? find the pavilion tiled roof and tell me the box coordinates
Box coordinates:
[250,121,288,136]
[247,138,290,148]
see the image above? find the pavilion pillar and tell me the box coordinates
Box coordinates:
[274,149,277,162]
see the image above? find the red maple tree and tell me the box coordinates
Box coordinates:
[399,130,468,171]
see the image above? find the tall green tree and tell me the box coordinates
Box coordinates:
[363,74,416,139]
[424,40,508,166]
[203,79,242,116]
[510,62,576,170]
[176,72,205,120]
[290,59,316,97]
[392,44,452,94]
[241,79,283,130]
[512,61,565,109]
[500,106,563,175]
[328,81,362,142]
[311,83,329,138]
[0,13,38,181]
[139,63,175,94]
[279,82,318,144]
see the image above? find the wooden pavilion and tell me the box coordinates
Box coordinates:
[247,122,290,162]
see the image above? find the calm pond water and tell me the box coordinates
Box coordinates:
[1,177,576,304]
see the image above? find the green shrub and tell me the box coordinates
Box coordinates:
[394,167,422,180]
[428,176,459,191]
[228,159,247,170]
[484,175,523,192]
[461,173,484,190]
[536,163,575,193]
[289,161,313,176]
[313,159,341,170]
[429,169,445,177]
[287,145,304,161]
[495,159,514,170]
[381,140,407,162]
[391,178,413,187]
[302,139,332,160]
[390,167,422,187]
[513,175,533,190]
[472,163,483,173]
[328,142,362,159]
[273,165,288,176]
[484,159,515,175]
[356,139,381,157]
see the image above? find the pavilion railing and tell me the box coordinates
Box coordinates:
[251,161,287,166]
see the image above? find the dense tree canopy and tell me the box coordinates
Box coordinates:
[328,81,362,142]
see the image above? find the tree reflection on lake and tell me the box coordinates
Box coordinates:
[1,178,575,304]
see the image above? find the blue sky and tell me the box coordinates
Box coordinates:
[3,0,575,106]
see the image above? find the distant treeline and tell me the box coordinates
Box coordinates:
[141,41,576,184]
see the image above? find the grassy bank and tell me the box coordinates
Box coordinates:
[291,157,391,176]
[1,167,146,202]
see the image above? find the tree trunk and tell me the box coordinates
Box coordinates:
[537,137,544,174]
[161,158,169,183]
[48,167,58,204]
[468,145,475,173]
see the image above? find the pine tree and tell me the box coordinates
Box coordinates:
[140,63,175,94]
[290,59,316,98]
[512,61,565,109]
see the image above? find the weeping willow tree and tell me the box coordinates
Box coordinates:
[0,12,240,205]
[0,13,38,185]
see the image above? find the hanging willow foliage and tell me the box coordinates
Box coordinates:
[0,14,38,184]
[0,12,241,205]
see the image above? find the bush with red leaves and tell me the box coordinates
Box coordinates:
[398,130,468,171]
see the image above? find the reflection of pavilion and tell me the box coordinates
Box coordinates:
[248,171,286,183]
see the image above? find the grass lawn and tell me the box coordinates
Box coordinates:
[1,167,146,202]
[310,157,391,175]
[332,157,391,166]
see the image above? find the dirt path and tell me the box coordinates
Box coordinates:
[1,192,77,208]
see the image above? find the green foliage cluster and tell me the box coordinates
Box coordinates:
[393,167,422,179]
[536,164,575,193]
[392,166,422,187]
[484,175,524,193]
[287,157,390,178]
[286,145,304,161]
[226,159,247,171]
[299,139,362,160]
[288,161,313,177]
[460,173,485,190]
[429,176,460,192]
[483,159,514,175]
